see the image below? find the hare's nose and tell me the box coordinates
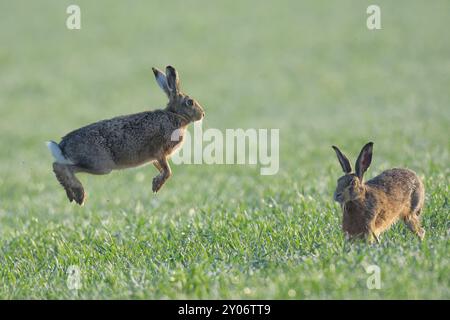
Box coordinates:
[202,112,205,118]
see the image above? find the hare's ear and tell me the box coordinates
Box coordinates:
[165,65,180,97]
[152,67,170,97]
[332,146,352,173]
[355,142,374,180]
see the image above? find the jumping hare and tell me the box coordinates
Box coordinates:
[47,66,205,205]
[332,142,425,243]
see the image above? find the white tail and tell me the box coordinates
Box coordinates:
[46,141,73,164]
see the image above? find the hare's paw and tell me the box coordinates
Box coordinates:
[63,186,76,203]
[72,186,86,206]
[152,175,164,193]
[418,228,426,241]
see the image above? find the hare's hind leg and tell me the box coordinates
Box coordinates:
[52,163,86,205]
[404,183,426,240]
[152,157,172,193]
[403,212,425,240]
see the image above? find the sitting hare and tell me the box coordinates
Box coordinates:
[47,66,204,205]
[332,142,425,243]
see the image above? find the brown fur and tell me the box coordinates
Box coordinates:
[332,142,425,242]
[49,66,204,205]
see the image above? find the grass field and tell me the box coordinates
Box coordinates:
[0,0,449,299]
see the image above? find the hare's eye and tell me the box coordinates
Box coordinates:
[185,99,193,107]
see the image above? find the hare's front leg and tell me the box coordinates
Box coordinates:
[52,163,86,205]
[366,231,380,244]
[153,161,163,173]
[152,157,172,193]
[366,221,381,244]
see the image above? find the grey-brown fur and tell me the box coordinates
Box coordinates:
[48,66,205,205]
[332,142,425,243]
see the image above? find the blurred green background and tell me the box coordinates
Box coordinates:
[0,0,448,299]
